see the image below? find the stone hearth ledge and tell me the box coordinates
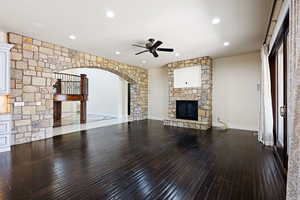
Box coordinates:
[164,118,210,130]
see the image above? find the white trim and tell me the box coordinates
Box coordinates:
[212,126,258,132]
[0,43,13,95]
[262,141,273,146]
[213,121,258,132]
[0,146,10,153]
[269,0,290,53]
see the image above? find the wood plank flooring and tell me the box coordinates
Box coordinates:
[0,120,286,200]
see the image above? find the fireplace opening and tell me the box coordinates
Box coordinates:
[176,100,198,121]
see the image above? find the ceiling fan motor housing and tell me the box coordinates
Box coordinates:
[146,39,155,49]
[133,38,174,57]
[148,38,155,43]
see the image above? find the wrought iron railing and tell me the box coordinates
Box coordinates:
[53,72,88,95]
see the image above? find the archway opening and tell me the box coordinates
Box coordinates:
[53,68,131,127]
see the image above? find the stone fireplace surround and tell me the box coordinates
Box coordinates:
[163,57,212,130]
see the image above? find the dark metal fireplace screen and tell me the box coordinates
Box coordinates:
[176,100,198,121]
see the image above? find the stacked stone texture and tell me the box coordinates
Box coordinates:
[287,0,300,199]
[163,57,213,130]
[8,33,148,145]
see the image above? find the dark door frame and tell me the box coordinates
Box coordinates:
[128,83,131,116]
[268,13,289,177]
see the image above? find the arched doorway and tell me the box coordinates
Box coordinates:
[53,64,145,122]
[53,68,131,127]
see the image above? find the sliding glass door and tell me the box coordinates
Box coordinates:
[275,43,287,166]
[269,14,289,173]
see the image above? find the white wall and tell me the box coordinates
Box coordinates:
[148,67,169,120]
[62,68,128,118]
[213,52,261,131]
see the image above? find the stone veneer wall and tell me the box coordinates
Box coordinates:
[163,57,212,130]
[8,33,148,145]
[287,0,300,199]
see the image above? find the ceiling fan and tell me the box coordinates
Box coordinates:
[132,38,174,58]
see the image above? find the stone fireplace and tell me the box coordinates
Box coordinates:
[163,56,212,130]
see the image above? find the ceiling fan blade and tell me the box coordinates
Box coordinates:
[157,48,174,52]
[132,44,147,49]
[151,41,163,49]
[135,50,149,55]
[152,51,159,57]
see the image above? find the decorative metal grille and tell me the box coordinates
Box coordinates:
[53,72,82,95]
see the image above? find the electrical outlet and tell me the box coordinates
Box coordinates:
[14,102,24,107]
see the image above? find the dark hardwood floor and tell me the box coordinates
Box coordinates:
[0,120,286,200]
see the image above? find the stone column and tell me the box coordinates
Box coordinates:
[286,0,300,199]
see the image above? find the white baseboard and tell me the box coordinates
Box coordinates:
[260,141,273,146]
[213,122,258,132]
[148,116,164,121]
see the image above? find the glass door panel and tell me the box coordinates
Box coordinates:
[277,44,284,148]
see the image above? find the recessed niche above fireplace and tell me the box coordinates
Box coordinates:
[173,66,201,88]
[176,100,198,121]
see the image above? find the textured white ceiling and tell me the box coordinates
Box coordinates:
[0,0,273,68]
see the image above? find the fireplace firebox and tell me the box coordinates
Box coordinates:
[176,100,198,121]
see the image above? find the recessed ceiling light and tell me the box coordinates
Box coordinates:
[175,53,180,57]
[106,10,115,18]
[69,34,76,40]
[224,42,230,46]
[212,17,221,25]
[115,51,120,55]
[142,60,147,64]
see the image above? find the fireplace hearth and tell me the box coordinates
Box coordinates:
[176,100,198,121]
